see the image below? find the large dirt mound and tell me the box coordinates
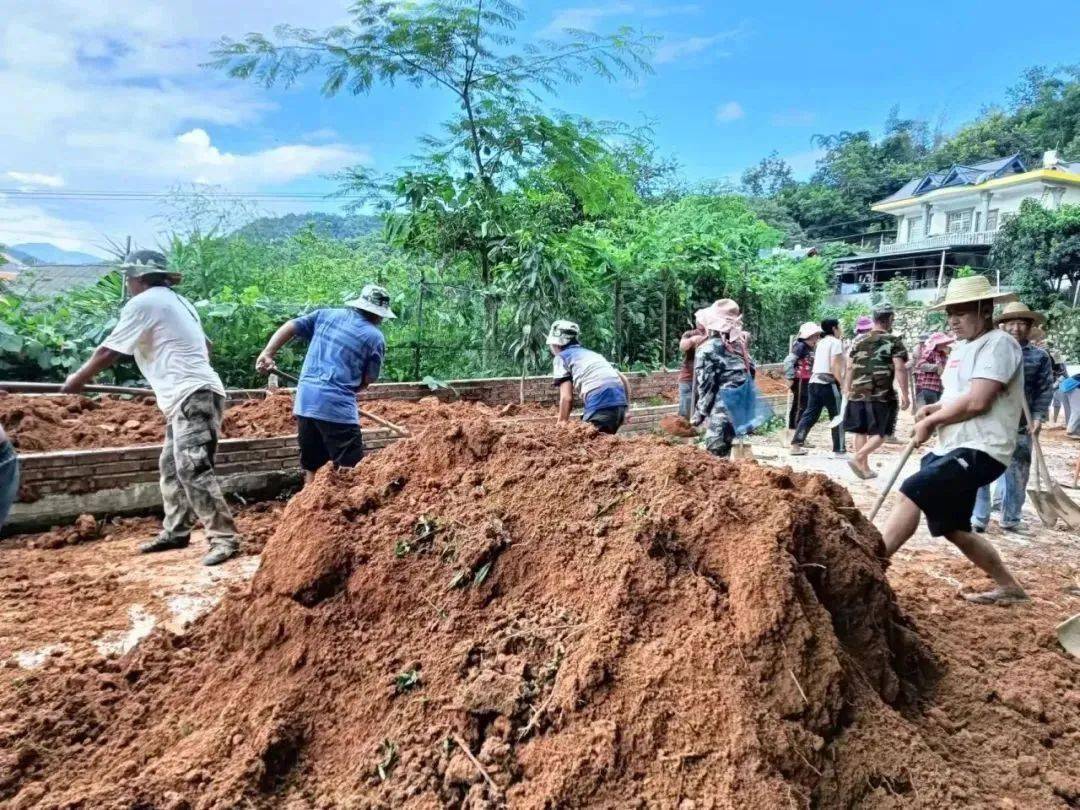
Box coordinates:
[0,421,937,807]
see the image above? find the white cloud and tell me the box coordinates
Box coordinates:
[653,30,741,64]
[715,101,745,124]
[540,3,705,37]
[6,172,65,189]
[771,109,817,127]
[0,0,363,250]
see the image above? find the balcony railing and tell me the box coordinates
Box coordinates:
[877,230,1000,255]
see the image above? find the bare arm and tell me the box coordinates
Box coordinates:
[557,380,573,423]
[894,356,910,409]
[913,378,1003,445]
[61,346,125,394]
[618,372,632,403]
[256,320,299,373]
[679,333,707,353]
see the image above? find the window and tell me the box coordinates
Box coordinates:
[986,209,1000,230]
[906,217,923,241]
[946,209,974,233]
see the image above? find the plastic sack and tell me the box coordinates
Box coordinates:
[720,379,774,436]
[1061,376,1080,394]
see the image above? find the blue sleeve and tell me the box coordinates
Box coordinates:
[292,310,321,341]
[364,335,385,386]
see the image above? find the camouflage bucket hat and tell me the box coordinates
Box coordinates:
[119,250,181,284]
[546,320,580,347]
[346,284,396,319]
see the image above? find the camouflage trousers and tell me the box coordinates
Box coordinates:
[701,405,736,458]
[159,388,238,548]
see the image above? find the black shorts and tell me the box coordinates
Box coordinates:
[585,407,627,435]
[297,416,364,472]
[843,400,898,437]
[899,448,1006,537]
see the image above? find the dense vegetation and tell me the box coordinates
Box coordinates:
[2,3,1079,388]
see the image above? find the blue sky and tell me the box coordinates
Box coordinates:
[1,0,1078,254]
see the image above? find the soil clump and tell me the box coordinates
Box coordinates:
[0,419,941,808]
[658,414,698,437]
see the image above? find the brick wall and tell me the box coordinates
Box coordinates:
[229,369,682,407]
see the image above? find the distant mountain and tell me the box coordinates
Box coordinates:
[235,212,383,243]
[10,243,107,265]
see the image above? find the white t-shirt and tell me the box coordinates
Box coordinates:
[811,335,843,384]
[933,328,1023,467]
[103,286,225,418]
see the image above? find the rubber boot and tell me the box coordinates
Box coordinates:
[202,539,239,567]
[140,534,190,554]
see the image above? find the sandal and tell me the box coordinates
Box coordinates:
[847,460,874,480]
[962,588,1030,606]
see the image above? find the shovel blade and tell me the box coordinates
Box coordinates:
[1058,614,1080,659]
[1049,483,1080,529]
[1027,488,1061,528]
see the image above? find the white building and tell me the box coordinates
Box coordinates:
[832,151,1080,304]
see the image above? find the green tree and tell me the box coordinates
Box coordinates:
[211,0,652,363]
[992,200,1080,310]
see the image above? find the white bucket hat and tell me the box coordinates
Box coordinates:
[346,284,396,319]
[797,321,823,340]
[928,276,1016,312]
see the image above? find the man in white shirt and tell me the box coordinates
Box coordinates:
[62,251,240,566]
[881,276,1027,605]
[790,318,846,457]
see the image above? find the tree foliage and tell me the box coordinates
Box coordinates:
[992,200,1080,310]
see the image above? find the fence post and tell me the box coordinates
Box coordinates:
[413,270,426,381]
[660,280,668,368]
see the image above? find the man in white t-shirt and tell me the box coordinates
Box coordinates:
[881,276,1027,605]
[61,251,240,566]
[790,318,846,456]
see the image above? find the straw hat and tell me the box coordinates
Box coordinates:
[994,301,1046,326]
[927,275,1016,311]
[797,321,823,340]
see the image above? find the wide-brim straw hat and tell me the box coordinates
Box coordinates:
[994,301,1046,326]
[927,275,1016,311]
[797,321,823,340]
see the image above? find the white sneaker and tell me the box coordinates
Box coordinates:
[831,451,848,459]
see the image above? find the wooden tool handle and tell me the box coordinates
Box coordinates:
[869,439,918,521]
[358,408,410,438]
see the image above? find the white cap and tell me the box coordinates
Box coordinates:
[345,283,396,319]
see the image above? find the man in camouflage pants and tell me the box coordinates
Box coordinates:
[843,303,910,479]
[63,250,240,566]
[691,301,754,458]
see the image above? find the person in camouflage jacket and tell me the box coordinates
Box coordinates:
[692,300,754,458]
[843,303,909,479]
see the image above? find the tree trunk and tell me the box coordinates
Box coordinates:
[613,277,623,362]
[413,270,426,381]
[660,284,668,369]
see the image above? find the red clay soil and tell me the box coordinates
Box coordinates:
[756,371,791,396]
[2,392,558,453]
[0,419,946,808]
[658,414,698,437]
[0,392,164,452]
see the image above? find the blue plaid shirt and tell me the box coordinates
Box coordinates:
[292,308,385,425]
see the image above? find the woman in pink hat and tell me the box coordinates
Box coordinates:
[914,332,955,411]
[691,300,755,458]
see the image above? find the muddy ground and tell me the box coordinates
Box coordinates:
[1,413,1078,806]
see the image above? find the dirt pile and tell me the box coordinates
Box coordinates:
[756,371,790,396]
[25,513,102,549]
[0,393,163,451]
[0,419,942,808]
[3,393,558,453]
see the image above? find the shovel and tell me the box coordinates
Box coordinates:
[264,366,411,438]
[1034,431,1080,529]
[1058,614,1080,659]
[1021,396,1080,529]
[828,394,848,429]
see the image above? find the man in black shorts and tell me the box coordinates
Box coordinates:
[257,284,394,485]
[881,276,1028,606]
[844,303,909,479]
